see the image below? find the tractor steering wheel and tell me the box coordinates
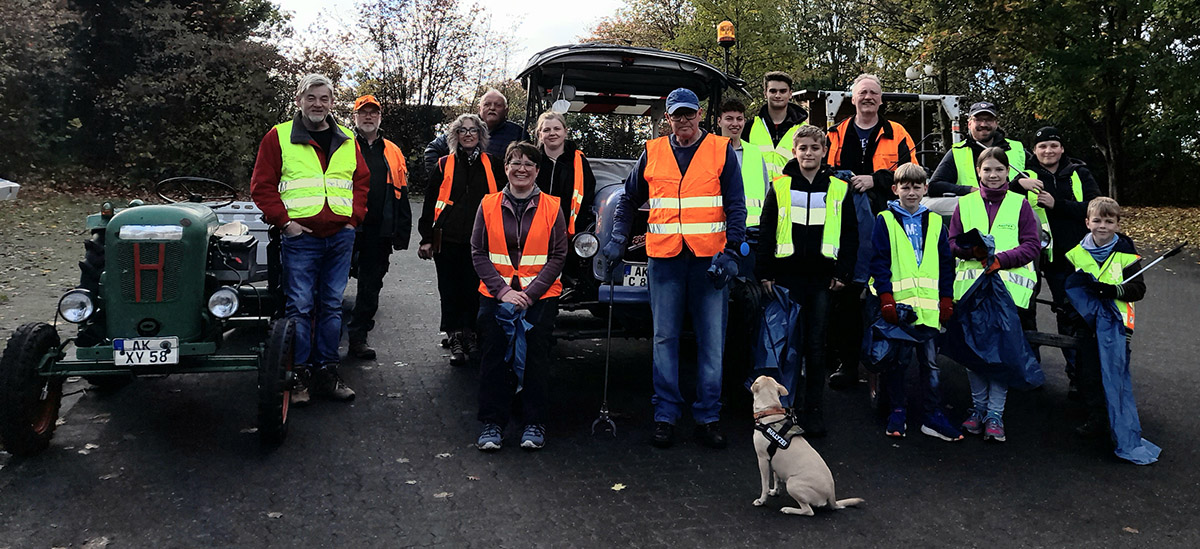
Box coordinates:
[155,177,238,209]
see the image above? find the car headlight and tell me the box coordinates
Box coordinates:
[58,289,95,324]
[118,224,183,241]
[207,287,239,319]
[573,232,599,258]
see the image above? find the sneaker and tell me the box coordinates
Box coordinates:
[961,409,985,435]
[448,332,467,366]
[983,416,1006,443]
[693,422,728,449]
[477,423,503,451]
[312,368,356,401]
[920,409,964,441]
[651,422,675,448]
[289,368,311,407]
[349,340,376,360]
[520,424,546,450]
[885,408,907,438]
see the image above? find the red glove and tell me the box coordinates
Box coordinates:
[939,297,954,324]
[984,256,1002,275]
[880,293,898,324]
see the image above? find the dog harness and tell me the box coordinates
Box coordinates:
[753,407,804,459]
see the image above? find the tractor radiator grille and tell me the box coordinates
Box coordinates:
[116,242,182,303]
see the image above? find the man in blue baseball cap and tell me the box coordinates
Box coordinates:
[601,87,747,449]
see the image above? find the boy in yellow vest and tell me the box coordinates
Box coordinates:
[869,164,961,440]
[1065,197,1147,438]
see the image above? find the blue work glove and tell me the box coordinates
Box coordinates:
[707,251,740,289]
[599,236,626,279]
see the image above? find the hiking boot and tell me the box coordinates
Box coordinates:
[520,424,546,450]
[289,367,311,407]
[448,332,467,366]
[693,422,728,449]
[920,409,964,441]
[983,416,1006,443]
[802,407,827,438]
[651,422,675,448]
[828,364,860,390]
[885,408,907,438]
[464,330,480,356]
[477,423,503,451]
[312,367,355,401]
[349,340,376,360]
[961,409,985,435]
[1075,416,1110,439]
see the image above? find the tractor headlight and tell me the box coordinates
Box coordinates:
[118,224,183,241]
[207,287,239,319]
[573,232,599,258]
[58,289,95,324]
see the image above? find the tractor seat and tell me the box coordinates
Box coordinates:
[214,220,249,237]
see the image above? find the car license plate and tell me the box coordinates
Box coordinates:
[624,264,648,287]
[113,337,179,366]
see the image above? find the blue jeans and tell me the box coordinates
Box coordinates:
[966,369,1008,418]
[647,253,728,424]
[884,338,943,416]
[281,227,355,367]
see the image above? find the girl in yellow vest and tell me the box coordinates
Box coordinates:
[416,114,507,366]
[470,142,568,451]
[947,147,1041,443]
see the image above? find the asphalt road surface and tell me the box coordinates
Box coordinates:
[1,220,1198,547]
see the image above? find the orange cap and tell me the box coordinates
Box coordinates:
[354,95,381,111]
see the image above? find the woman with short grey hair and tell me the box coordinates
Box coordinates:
[417,112,506,365]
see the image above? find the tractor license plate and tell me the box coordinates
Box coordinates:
[623,264,648,287]
[113,337,179,366]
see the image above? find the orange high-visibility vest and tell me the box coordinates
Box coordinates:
[477,192,563,299]
[382,139,407,198]
[644,134,729,258]
[567,150,585,235]
[826,117,917,172]
[433,153,498,222]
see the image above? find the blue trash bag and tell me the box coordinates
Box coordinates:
[495,302,534,393]
[745,285,801,407]
[940,270,1044,390]
[1065,272,1161,465]
[865,302,940,373]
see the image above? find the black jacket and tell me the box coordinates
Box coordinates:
[357,134,412,248]
[536,140,597,232]
[756,161,858,283]
[743,103,809,147]
[417,148,506,246]
[927,129,1036,197]
[1031,157,1103,267]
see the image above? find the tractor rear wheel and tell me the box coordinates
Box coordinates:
[0,323,65,456]
[258,318,295,445]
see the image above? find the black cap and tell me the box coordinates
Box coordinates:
[1034,126,1062,145]
[968,101,998,118]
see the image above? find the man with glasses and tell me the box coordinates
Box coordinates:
[742,71,808,180]
[602,88,747,450]
[928,101,1038,197]
[346,95,412,360]
[423,88,530,177]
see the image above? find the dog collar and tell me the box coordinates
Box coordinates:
[753,407,788,420]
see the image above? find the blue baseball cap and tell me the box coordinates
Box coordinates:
[665,88,701,114]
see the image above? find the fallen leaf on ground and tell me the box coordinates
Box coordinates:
[81,537,110,549]
[240,427,258,434]
[266,512,283,519]
[396,457,410,463]
[1123,527,1139,534]
[436,453,452,459]
[387,393,403,398]
[467,475,480,481]
[433,492,453,498]
[84,443,99,450]
[98,472,119,480]
[611,483,626,491]
[406,480,417,485]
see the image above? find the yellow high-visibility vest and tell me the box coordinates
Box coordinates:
[276,121,356,219]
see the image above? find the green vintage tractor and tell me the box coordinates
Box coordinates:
[0,178,295,456]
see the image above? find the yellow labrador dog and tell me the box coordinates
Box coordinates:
[750,376,864,516]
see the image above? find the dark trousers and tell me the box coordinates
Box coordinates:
[348,231,393,344]
[1076,331,1132,420]
[477,298,559,427]
[778,276,831,412]
[828,282,866,374]
[884,338,943,416]
[433,241,479,333]
[1042,261,1079,375]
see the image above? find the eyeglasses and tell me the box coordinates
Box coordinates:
[455,127,480,135]
[668,111,699,122]
[506,161,537,169]
[356,110,380,118]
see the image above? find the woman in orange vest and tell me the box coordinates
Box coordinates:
[417,114,507,366]
[469,141,568,451]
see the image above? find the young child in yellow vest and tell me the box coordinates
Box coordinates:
[1065,197,1147,440]
[868,163,961,441]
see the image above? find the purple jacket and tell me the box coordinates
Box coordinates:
[948,184,1040,269]
[471,187,568,301]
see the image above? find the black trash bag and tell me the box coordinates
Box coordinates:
[940,271,1044,390]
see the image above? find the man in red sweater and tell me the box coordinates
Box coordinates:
[250,73,371,405]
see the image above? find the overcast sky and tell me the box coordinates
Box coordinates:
[275,0,623,75]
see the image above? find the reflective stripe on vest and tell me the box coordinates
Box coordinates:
[772,175,847,259]
[953,192,1038,308]
[1065,244,1138,331]
[382,139,408,199]
[276,121,357,219]
[644,134,729,258]
[951,139,1027,187]
[567,150,585,235]
[477,192,563,299]
[883,211,943,329]
[433,153,498,223]
[1026,170,1084,258]
[748,119,800,181]
[740,140,768,227]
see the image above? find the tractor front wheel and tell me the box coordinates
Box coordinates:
[257,318,295,445]
[0,323,65,456]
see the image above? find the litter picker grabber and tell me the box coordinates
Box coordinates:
[1121,242,1187,284]
[592,268,617,436]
